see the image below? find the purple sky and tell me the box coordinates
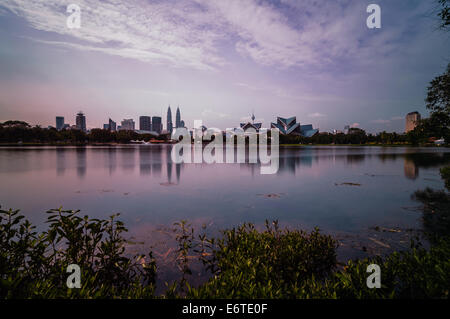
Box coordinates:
[0,0,449,133]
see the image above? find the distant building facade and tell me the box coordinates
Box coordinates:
[76,112,86,132]
[176,107,181,128]
[120,119,135,131]
[167,106,173,133]
[56,116,64,130]
[108,118,116,131]
[405,112,421,133]
[152,116,162,134]
[140,116,151,131]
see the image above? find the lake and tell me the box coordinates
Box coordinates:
[1,145,449,263]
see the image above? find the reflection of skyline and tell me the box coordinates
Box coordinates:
[404,158,419,180]
[237,147,450,177]
[53,146,450,181]
[56,145,185,182]
[76,147,86,178]
[56,147,65,176]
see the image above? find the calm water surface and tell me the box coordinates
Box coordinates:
[1,145,449,254]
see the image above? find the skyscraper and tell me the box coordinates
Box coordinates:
[139,116,151,131]
[76,112,86,132]
[56,116,64,130]
[152,116,162,134]
[176,107,181,128]
[120,119,135,131]
[167,106,173,133]
[108,118,116,131]
[405,112,421,133]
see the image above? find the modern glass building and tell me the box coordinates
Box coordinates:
[139,116,151,131]
[108,118,117,131]
[56,116,64,130]
[75,112,86,132]
[120,119,135,131]
[152,116,162,134]
[176,107,181,128]
[167,106,173,133]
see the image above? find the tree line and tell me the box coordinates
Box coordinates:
[0,122,159,144]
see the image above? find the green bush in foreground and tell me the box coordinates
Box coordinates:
[1,208,449,299]
[187,221,338,298]
[187,224,450,299]
[0,208,156,298]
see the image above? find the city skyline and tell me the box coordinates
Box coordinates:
[1,1,449,133]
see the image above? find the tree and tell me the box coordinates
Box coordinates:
[437,0,450,30]
[426,63,450,114]
[409,111,450,144]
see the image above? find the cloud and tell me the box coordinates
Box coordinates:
[308,112,326,118]
[201,109,230,119]
[350,123,360,128]
[390,116,404,121]
[1,0,434,71]
[1,0,227,70]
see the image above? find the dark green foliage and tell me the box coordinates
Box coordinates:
[1,208,450,299]
[0,208,156,298]
[285,129,409,145]
[441,166,450,190]
[315,239,450,299]
[407,112,450,145]
[426,63,450,114]
[187,221,338,298]
[0,122,154,144]
[187,222,450,299]
[437,0,450,30]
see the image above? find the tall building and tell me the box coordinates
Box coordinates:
[56,116,64,130]
[120,119,135,131]
[406,112,421,133]
[167,106,173,133]
[103,124,110,130]
[76,112,86,132]
[176,107,181,128]
[152,116,162,134]
[108,118,116,131]
[140,116,151,131]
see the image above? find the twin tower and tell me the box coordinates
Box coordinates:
[167,106,184,133]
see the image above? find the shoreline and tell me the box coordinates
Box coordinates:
[0,142,448,148]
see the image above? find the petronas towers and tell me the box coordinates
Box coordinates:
[167,105,184,133]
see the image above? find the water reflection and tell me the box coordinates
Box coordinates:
[45,146,450,182]
[106,147,117,176]
[2,145,450,242]
[56,147,65,176]
[76,147,86,178]
[138,147,152,176]
[404,158,419,180]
